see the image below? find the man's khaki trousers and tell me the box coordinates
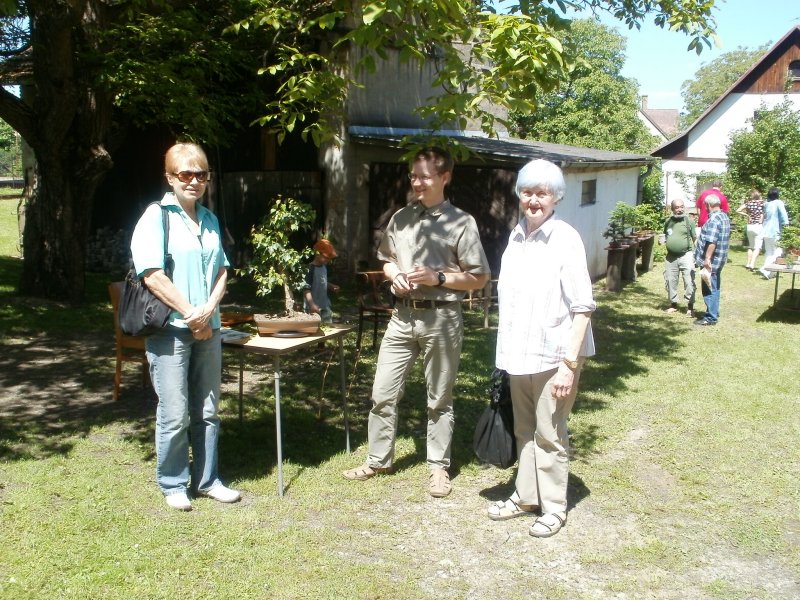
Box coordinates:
[367,304,463,470]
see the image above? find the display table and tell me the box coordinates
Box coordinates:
[222,325,355,496]
[763,264,800,309]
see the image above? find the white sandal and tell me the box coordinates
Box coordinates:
[529,512,566,538]
[487,495,538,521]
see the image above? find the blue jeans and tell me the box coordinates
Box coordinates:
[701,268,722,322]
[146,327,222,496]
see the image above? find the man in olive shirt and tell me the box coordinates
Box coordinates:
[662,199,696,316]
[343,147,490,497]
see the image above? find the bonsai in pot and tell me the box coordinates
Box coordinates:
[603,201,637,247]
[239,196,322,336]
[632,203,663,236]
[780,224,800,267]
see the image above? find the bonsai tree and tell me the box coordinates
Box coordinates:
[632,203,663,234]
[780,223,800,264]
[603,201,638,245]
[240,196,317,315]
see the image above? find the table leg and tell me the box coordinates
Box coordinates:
[238,352,244,424]
[338,336,350,453]
[774,271,780,305]
[273,355,284,497]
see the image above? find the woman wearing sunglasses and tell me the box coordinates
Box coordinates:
[130,142,239,511]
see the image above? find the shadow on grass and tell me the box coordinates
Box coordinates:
[0,332,157,461]
[756,289,800,323]
[0,263,689,504]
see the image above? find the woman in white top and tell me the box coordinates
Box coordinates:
[759,187,790,279]
[487,159,596,538]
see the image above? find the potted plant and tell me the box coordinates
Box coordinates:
[603,201,637,247]
[780,224,800,267]
[603,202,638,291]
[632,203,663,236]
[239,196,322,335]
[632,203,663,272]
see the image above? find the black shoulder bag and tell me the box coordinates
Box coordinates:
[473,368,517,469]
[119,203,175,337]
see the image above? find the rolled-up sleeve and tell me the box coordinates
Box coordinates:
[130,203,167,276]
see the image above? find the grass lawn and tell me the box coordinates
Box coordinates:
[0,239,798,599]
[0,192,22,258]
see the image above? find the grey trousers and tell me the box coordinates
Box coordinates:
[664,250,695,307]
[367,304,463,470]
[510,362,583,515]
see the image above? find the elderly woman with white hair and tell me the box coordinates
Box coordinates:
[487,159,596,538]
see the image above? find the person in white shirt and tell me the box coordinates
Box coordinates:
[487,159,596,538]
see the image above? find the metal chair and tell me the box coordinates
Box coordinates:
[355,271,394,350]
[108,281,149,400]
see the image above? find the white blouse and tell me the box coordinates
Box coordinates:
[495,215,596,376]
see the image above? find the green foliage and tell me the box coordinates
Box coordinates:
[725,99,800,220]
[229,2,716,146]
[641,164,665,208]
[510,18,660,153]
[0,119,20,177]
[238,196,316,315]
[633,202,663,232]
[779,223,800,254]
[96,1,268,146]
[680,45,767,128]
[603,201,638,242]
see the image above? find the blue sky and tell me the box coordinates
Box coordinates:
[599,0,800,110]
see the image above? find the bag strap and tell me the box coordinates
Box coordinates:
[153,201,174,280]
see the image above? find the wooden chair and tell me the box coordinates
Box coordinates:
[108,281,149,400]
[356,271,395,350]
[463,278,498,328]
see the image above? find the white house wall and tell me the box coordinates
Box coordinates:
[687,93,800,159]
[660,92,800,207]
[560,168,642,279]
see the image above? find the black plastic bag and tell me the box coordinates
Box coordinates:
[473,368,516,468]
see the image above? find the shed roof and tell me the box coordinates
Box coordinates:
[349,127,653,170]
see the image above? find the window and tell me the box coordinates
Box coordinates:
[789,60,800,80]
[581,179,597,206]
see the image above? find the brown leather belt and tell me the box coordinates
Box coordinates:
[398,298,457,309]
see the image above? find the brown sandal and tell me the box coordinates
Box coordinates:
[429,468,452,498]
[342,463,393,481]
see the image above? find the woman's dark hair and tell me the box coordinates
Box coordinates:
[767,187,780,200]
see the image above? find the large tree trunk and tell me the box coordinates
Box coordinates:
[14,0,114,302]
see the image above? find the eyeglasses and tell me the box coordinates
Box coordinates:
[408,173,438,183]
[172,170,210,184]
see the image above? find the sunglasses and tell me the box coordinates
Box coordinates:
[172,170,210,184]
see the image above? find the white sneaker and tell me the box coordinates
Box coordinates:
[200,484,241,503]
[165,492,192,511]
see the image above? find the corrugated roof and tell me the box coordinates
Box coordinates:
[348,128,653,170]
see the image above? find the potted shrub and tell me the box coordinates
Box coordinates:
[632,203,663,272]
[239,196,322,335]
[632,203,663,236]
[780,224,800,267]
[603,201,637,247]
[604,202,638,291]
